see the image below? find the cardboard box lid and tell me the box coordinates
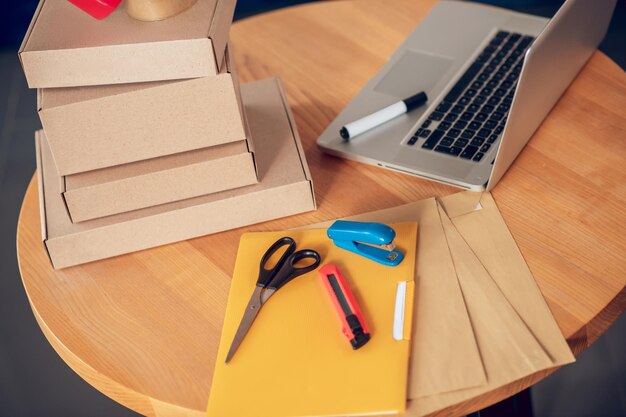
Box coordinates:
[64,140,251,190]
[37,47,246,176]
[37,77,316,267]
[62,139,258,223]
[20,0,236,88]
[38,44,230,110]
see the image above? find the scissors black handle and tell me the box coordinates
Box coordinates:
[257,237,296,287]
[266,249,321,291]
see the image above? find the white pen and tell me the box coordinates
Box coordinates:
[340,91,428,140]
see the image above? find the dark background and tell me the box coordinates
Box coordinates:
[0,1,624,417]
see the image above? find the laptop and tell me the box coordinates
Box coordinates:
[317,0,617,191]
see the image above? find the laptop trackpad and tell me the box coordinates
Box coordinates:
[374,50,454,98]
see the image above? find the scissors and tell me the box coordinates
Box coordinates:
[225,236,321,363]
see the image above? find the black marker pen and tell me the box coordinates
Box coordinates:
[340,91,428,140]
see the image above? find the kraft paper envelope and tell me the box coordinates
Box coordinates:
[439,192,575,367]
[304,198,487,398]
[386,192,574,416]
[408,202,556,415]
[405,193,574,414]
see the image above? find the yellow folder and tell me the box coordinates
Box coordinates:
[206,222,417,417]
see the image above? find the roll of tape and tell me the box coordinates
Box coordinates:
[126,0,199,22]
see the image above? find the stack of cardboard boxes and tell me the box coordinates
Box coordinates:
[19,0,316,269]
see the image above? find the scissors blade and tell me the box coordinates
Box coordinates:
[225,286,264,363]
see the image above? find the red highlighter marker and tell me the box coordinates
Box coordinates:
[67,0,122,20]
[318,264,370,350]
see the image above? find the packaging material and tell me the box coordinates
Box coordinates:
[38,48,245,176]
[404,193,575,416]
[63,138,257,223]
[19,0,236,88]
[126,0,198,21]
[36,77,315,269]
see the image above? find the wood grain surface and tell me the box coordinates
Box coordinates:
[16,0,626,416]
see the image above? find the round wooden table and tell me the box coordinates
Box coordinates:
[16,0,626,416]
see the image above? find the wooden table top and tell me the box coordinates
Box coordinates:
[16,0,626,416]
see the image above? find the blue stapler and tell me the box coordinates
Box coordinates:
[327,220,404,266]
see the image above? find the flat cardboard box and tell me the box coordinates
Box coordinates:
[38,48,246,176]
[19,0,236,88]
[63,138,258,223]
[37,77,316,269]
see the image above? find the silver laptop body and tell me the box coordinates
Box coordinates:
[317,0,617,191]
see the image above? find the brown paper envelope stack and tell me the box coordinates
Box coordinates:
[309,191,574,415]
[441,192,575,366]
[404,192,574,415]
[19,0,316,268]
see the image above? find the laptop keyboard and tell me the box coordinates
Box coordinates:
[407,31,535,162]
